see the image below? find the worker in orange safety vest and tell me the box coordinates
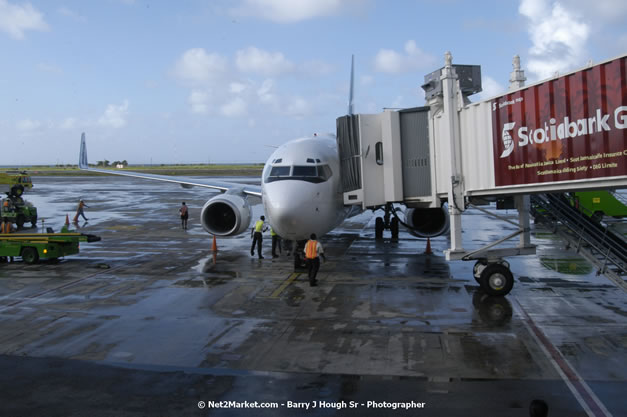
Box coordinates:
[304,233,326,287]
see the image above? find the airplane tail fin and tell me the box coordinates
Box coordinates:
[348,54,354,116]
[79,132,88,169]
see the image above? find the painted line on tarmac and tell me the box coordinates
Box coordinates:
[269,273,300,298]
[513,298,613,417]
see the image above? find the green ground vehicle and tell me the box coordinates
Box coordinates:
[0,231,101,264]
[1,196,38,228]
[0,171,33,195]
[572,191,627,221]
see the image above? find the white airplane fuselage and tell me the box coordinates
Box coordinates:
[261,135,350,241]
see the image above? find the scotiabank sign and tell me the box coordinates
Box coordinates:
[491,56,627,187]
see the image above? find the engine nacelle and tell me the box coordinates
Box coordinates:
[200,194,252,236]
[404,206,450,238]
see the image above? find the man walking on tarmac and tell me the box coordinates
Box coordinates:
[74,199,89,222]
[304,233,326,286]
[179,202,189,230]
[250,215,268,259]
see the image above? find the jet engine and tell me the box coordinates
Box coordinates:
[403,206,450,238]
[200,194,252,236]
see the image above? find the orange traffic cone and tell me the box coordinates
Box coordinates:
[65,214,70,226]
[211,235,218,252]
[424,238,433,255]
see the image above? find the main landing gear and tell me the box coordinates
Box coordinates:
[375,203,399,240]
[472,259,514,296]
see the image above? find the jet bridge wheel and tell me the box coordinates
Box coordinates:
[375,217,384,240]
[473,260,487,283]
[479,263,514,296]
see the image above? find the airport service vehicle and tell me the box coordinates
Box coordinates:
[572,191,627,221]
[0,231,101,264]
[1,196,38,228]
[0,171,33,196]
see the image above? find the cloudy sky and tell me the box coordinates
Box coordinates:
[1,0,626,165]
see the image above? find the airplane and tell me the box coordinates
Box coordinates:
[77,58,450,258]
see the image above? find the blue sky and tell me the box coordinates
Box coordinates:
[1,0,626,165]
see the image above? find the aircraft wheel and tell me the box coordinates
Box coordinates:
[294,253,307,271]
[375,217,384,240]
[479,263,514,296]
[16,214,25,229]
[21,247,39,264]
[473,260,487,283]
[390,217,399,239]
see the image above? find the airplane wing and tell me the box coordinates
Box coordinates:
[78,133,262,198]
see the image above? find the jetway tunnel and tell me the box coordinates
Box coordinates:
[336,52,627,296]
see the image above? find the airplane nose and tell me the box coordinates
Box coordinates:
[264,182,319,240]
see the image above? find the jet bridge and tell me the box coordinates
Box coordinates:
[337,52,627,295]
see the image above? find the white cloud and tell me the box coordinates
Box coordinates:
[16,118,40,131]
[59,117,77,130]
[235,47,294,76]
[559,0,627,22]
[0,0,48,39]
[374,40,436,74]
[232,0,364,23]
[519,0,589,80]
[188,90,210,114]
[229,82,248,94]
[284,97,310,118]
[173,48,228,84]
[477,76,505,100]
[220,97,247,117]
[98,100,129,128]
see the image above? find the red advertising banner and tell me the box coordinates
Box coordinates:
[492,55,627,187]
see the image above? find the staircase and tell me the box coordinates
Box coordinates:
[530,193,627,291]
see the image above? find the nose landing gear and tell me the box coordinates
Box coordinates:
[375,203,400,240]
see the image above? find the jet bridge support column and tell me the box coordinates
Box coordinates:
[509,55,532,251]
[441,52,465,258]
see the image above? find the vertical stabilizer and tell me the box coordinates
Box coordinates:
[79,132,88,169]
[348,54,354,115]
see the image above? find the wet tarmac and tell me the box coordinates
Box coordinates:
[0,176,625,416]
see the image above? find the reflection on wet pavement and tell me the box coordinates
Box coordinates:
[0,176,624,416]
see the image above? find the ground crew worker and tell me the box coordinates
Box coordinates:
[270,227,282,258]
[304,233,326,286]
[179,202,189,230]
[250,215,268,259]
[74,199,89,222]
[1,218,11,234]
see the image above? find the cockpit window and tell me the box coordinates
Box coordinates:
[269,166,290,177]
[293,165,317,176]
[265,164,333,184]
